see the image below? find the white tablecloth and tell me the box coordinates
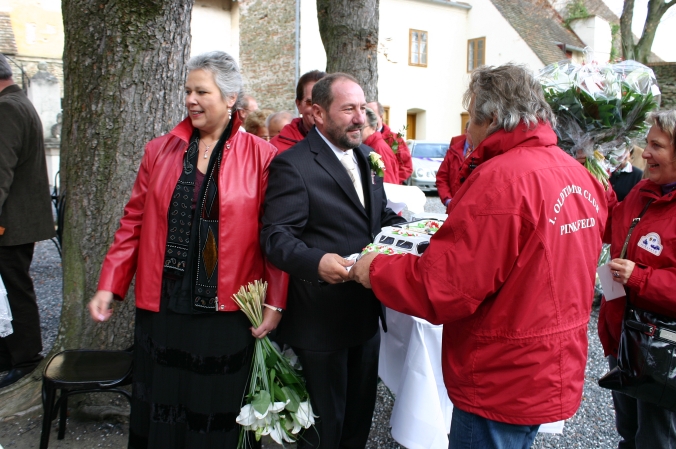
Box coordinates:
[378,309,564,449]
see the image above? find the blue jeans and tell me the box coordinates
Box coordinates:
[449,407,539,449]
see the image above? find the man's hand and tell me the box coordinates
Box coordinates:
[318,253,354,284]
[88,290,114,322]
[251,307,283,339]
[348,252,378,289]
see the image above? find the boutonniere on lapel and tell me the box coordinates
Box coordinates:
[368,152,386,183]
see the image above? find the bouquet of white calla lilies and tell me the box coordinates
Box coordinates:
[233,281,318,447]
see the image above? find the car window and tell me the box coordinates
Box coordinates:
[412,143,447,158]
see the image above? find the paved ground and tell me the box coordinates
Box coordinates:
[0,193,620,448]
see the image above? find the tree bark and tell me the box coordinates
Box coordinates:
[316,0,379,102]
[621,0,675,63]
[620,0,636,61]
[635,0,674,63]
[0,0,192,417]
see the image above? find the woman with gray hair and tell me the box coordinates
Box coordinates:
[349,63,609,448]
[88,51,287,448]
[599,109,676,448]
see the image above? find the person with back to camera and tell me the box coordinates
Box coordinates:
[87,51,287,449]
[598,109,676,448]
[0,53,55,388]
[349,64,609,449]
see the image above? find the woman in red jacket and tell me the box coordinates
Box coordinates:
[87,51,287,449]
[363,106,400,184]
[599,109,676,448]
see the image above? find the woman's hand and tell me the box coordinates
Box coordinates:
[609,258,636,285]
[88,290,114,322]
[251,306,283,339]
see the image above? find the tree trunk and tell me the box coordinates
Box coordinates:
[620,0,636,61]
[621,0,675,63]
[316,0,379,102]
[0,0,192,417]
[635,0,674,63]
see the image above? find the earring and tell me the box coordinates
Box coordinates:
[228,108,232,120]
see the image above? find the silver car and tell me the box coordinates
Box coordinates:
[405,140,448,192]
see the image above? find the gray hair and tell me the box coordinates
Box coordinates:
[463,63,556,134]
[365,107,378,129]
[0,54,12,80]
[372,101,384,117]
[647,110,676,150]
[266,110,294,128]
[187,51,244,109]
[312,72,361,111]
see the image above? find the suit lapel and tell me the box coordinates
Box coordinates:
[308,129,368,217]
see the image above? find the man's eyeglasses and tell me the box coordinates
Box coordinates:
[302,99,313,106]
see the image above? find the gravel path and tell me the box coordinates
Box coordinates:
[0,194,621,448]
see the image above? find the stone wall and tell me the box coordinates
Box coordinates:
[238,0,297,112]
[648,62,676,110]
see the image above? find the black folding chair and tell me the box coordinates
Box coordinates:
[39,348,133,449]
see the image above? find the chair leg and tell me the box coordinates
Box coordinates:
[40,382,56,449]
[57,390,68,440]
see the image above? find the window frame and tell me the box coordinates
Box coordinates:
[467,37,486,72]
[409,29,428,67]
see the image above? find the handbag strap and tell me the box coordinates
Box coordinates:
[619,198,654,259]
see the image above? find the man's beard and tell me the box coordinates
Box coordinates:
[325,118,362,150]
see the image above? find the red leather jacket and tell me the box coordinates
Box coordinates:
[436,135,465,206]
[269,118,308,153]
[363,131,400,184]
[98,115,288,312]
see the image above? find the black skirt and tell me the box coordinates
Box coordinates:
[128,278,259,449]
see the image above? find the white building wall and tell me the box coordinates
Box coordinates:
[298,0,326,77]
[570,16,612,63]
[191,0,239,61]
[466,0,544,70]
[299,0,469,141]
[378,0,468,141]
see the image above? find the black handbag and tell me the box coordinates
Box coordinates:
[597,198,676,411]
[598,304,676,411]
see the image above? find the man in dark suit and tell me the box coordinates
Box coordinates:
[261,73,404,448]
[0,54,55,388]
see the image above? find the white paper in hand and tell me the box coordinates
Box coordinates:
[596,263,626,301]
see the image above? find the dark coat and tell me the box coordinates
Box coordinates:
[261,127,404,351]
[0,84,55,246]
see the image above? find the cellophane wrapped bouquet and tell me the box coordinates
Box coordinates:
[538,60,660,188]
[232,281,317,447]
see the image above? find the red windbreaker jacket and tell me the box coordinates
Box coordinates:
[370,122,608,425]
[436,135,466,206]
[364,131,400,184]
[269,117,308,153]
[598,179,676,357]
[382,123,413,182]
[98,115,288,312]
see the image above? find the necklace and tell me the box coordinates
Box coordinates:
[201,139,215,159]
